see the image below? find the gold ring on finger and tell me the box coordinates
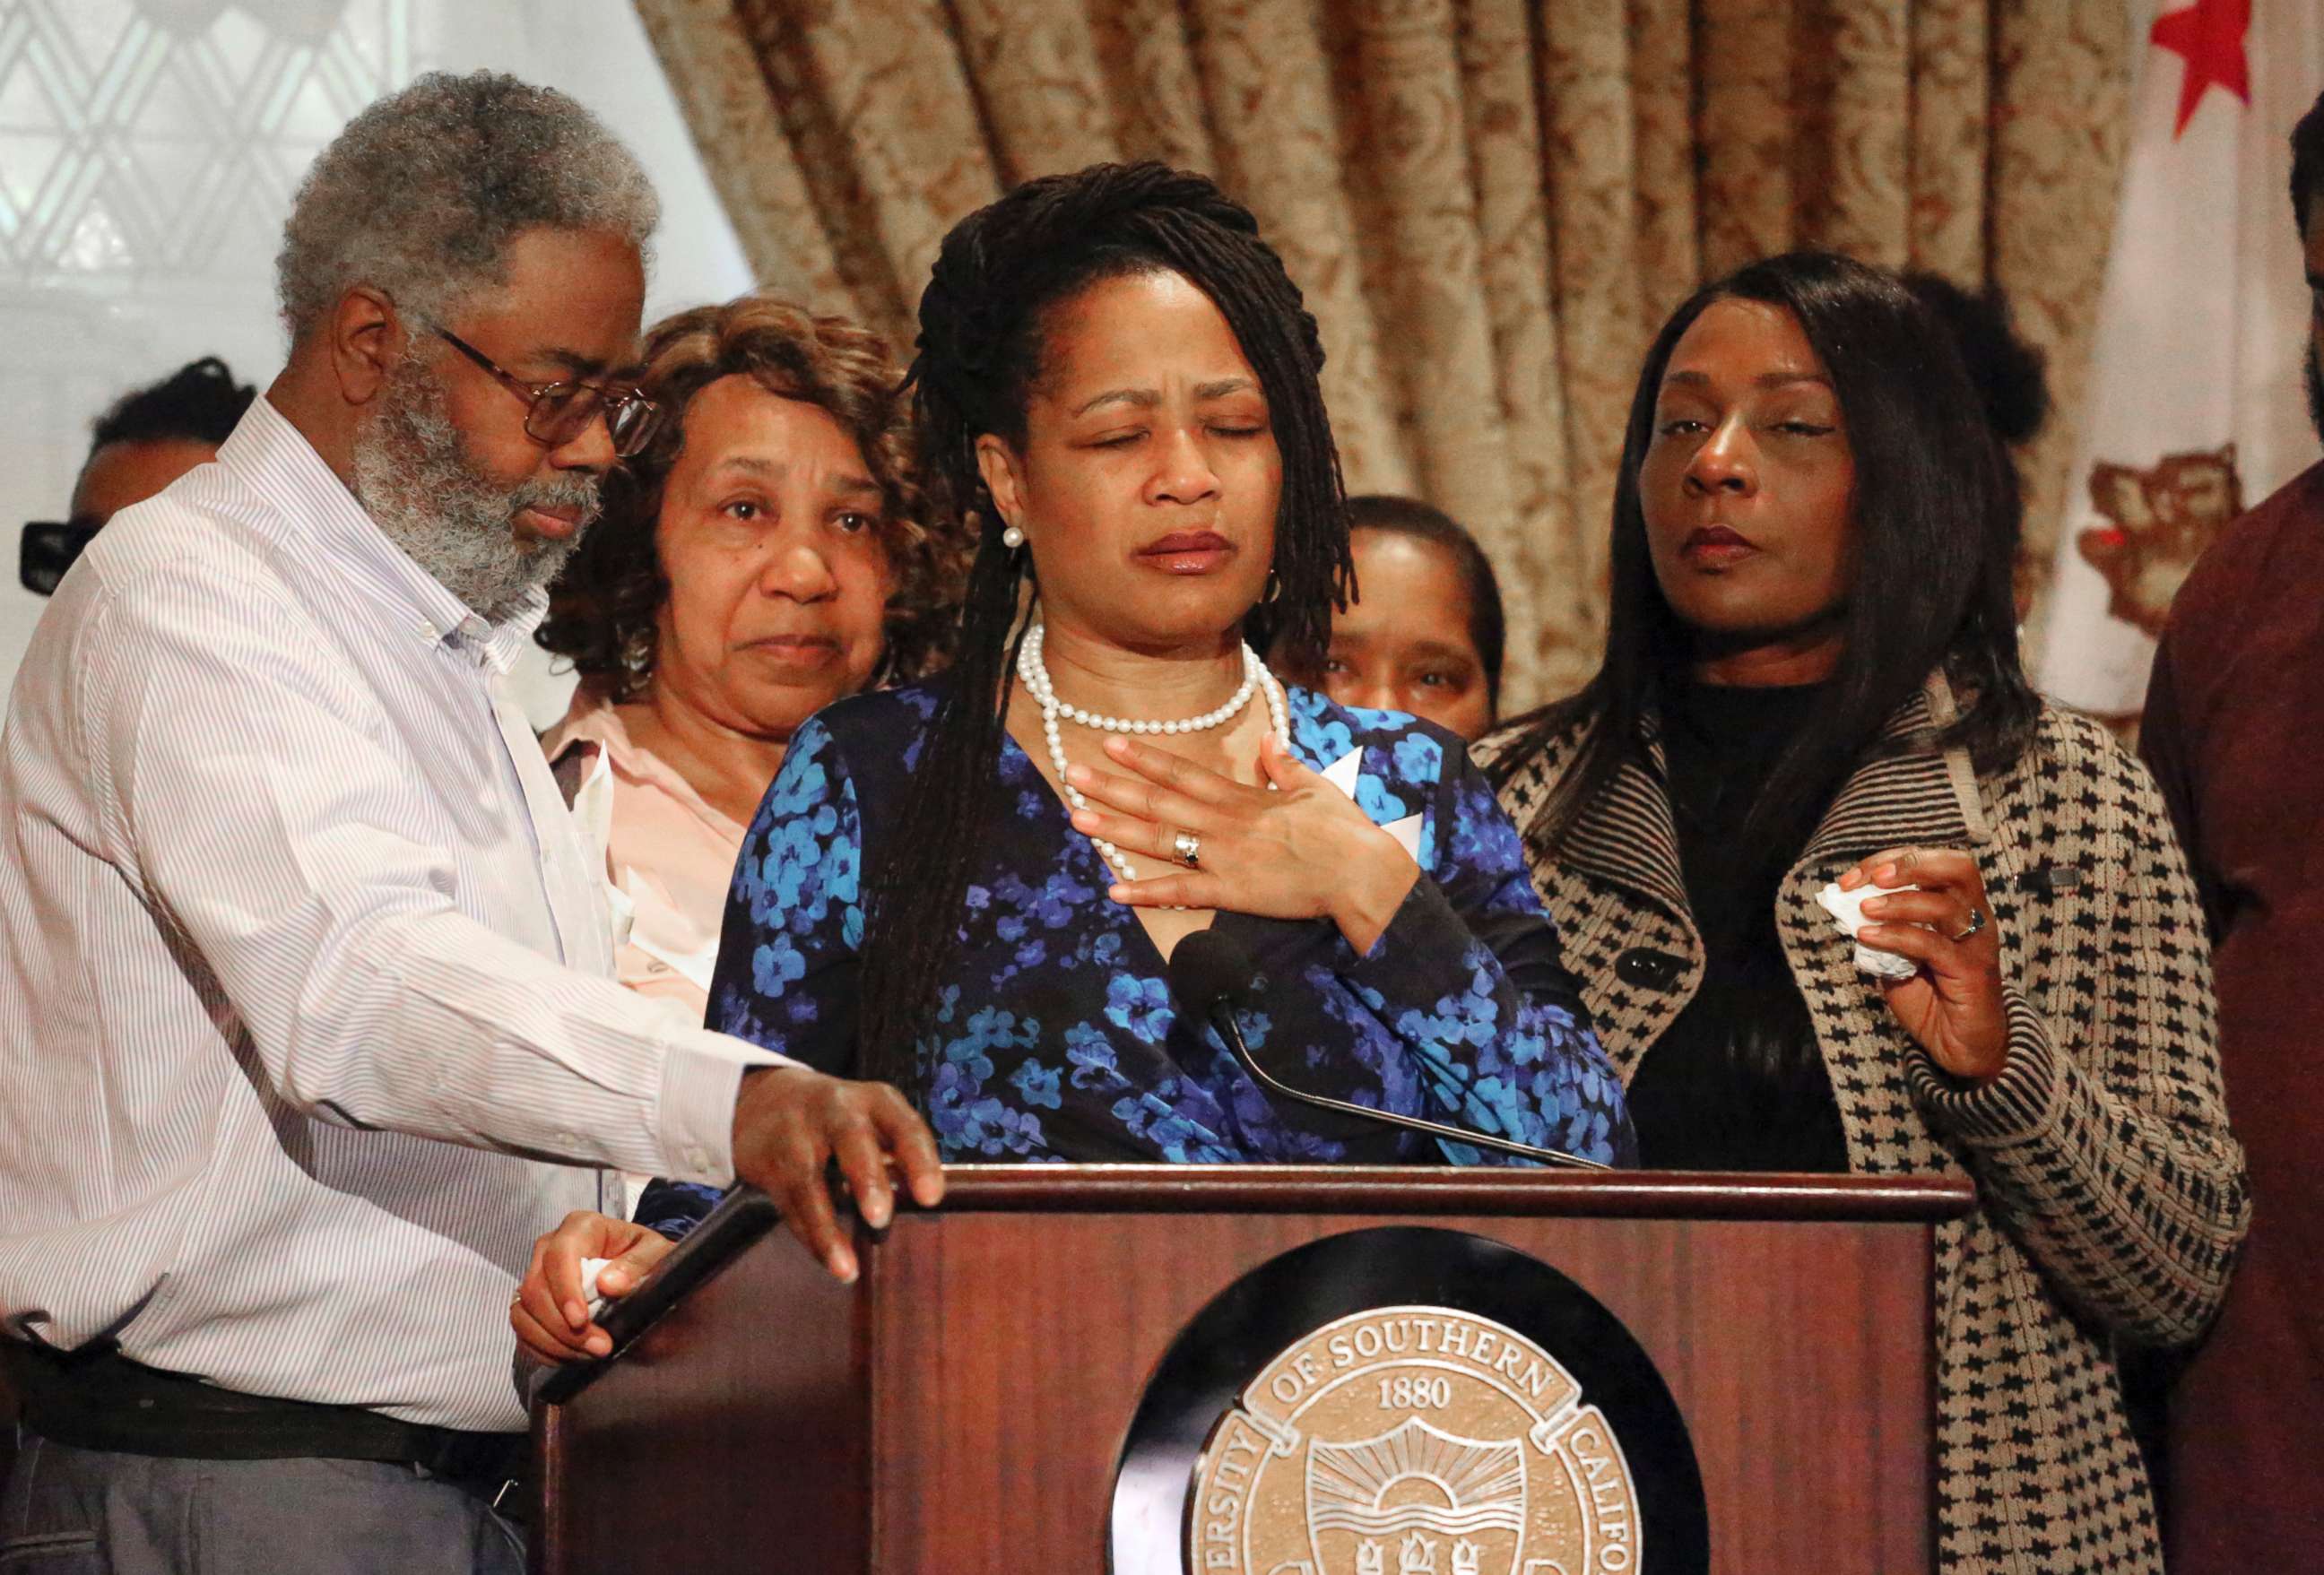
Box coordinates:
[1172,830,1201,869]
[1950,907,1986,943]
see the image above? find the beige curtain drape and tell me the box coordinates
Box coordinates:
[636,0,2134,707]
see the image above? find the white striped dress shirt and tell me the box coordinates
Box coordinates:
[0,398,775,1430]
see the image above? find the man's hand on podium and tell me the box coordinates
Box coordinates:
[732,1065,945,1284]
[513,1211,674,1364]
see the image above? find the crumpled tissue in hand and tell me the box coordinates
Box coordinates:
[1816,880,1921,982]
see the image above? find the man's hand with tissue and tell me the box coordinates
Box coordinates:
[1837,845,2008,1083]
[511,1210,675,1365]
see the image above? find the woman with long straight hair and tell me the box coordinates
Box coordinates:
[510,162,1634,1362]
[1476,250,2248,1574]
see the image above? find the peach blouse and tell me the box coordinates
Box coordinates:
[542,692,750,1027]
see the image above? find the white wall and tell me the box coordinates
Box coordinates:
[0,0,755,722]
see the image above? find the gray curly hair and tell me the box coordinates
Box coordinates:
[276,71,659,341]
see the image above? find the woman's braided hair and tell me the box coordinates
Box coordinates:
[854,160,1352,1092]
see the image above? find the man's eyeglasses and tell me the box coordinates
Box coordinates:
[21,521,100,595]
[432,328,663,459]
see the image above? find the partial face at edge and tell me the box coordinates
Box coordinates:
[1637,297,1858,645]
[70,438,220,528]
[976,268,1281,652]
[649,376,896,742]
[1281,528,1495,741]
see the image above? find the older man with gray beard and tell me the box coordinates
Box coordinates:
[0,73,941,1574]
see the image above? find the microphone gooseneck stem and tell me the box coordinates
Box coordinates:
[1205,1007,1606,1172]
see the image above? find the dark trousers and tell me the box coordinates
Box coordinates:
[1,1367,17,1506]
[0,1429,525,1575]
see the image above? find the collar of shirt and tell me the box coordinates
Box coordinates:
[542,689,749,842]
[220,397,551,674]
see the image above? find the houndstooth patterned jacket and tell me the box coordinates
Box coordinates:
[1475,672,2250,1575]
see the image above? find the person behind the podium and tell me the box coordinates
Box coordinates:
[512,161,1635,1360]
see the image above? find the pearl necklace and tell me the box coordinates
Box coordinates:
[1022,619,1262,734]
[1019,619,1290,887]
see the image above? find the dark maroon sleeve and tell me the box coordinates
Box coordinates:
[2139,629,2225,940]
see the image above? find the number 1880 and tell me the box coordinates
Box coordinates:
[1376,1374,1452,1409]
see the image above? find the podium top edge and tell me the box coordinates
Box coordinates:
[920,1165,1976,1223]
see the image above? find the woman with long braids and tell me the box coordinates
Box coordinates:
[509,162,1633,1361]
[1473,252,2246,1573]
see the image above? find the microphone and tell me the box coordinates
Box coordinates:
[1166,930,1605,1171]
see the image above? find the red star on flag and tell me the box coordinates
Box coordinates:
[2150,0,2251,139]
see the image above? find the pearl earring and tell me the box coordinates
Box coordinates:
[1002,525,1026,550]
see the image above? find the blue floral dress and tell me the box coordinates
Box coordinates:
[636,682,1635,1237]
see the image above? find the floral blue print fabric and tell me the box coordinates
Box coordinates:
[635,681,1635,1238]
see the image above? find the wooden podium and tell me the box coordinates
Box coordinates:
[530,1166,1971,1575]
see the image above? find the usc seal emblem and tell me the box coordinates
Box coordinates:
[1186,1304,1642,1575]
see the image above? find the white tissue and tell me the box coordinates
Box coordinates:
[1816,880,1921,981]
[578,1257,611,1318]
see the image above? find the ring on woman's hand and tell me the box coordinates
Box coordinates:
[1172,830,1201,869]
[1951,907,1986,942]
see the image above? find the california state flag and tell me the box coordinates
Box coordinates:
[2034,0,2324,722]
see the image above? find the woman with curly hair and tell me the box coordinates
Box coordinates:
[535,292,965,1022]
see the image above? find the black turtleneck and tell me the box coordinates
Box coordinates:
[1624,678,1851,1173]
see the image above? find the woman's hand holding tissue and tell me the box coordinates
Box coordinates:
[1837,846,2007,1084]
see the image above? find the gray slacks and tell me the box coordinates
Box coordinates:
[0,1431,525,1574]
